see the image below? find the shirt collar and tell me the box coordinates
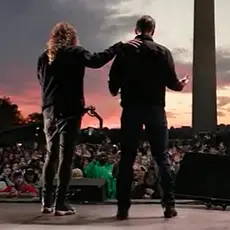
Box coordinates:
[135,34,153,41]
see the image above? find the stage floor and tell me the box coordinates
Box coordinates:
[1,203,230,230]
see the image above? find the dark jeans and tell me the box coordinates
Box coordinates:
[116,106,175,209]
[42,106,82,206]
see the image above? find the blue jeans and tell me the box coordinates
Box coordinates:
[116,106,175,209]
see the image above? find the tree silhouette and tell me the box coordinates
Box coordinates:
[26,112,43,123]
[0,97,24,130]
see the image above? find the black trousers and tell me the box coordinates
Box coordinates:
[116,106,175,209]
[42,106,82,205]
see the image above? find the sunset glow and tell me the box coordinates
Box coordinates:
[1,0,230,128]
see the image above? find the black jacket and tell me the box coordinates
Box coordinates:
[37,42,122,115]
[108,34,182,108]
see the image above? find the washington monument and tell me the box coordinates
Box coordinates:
[192,0,217,133]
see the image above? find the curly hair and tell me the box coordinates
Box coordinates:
[47,22,77,64]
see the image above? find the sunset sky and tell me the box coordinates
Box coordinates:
[0,0,230,128]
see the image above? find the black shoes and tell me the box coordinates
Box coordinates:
[116,205,177,220]
[116,208,129,220]
[164,206,178,218]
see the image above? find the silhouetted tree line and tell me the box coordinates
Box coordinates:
[0,96,230,146]
[0,97,43,131]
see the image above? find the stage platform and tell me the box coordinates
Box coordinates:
[1,203,230,230]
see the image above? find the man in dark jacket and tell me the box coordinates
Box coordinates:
[37,22,140,216]
[108,15,189,219]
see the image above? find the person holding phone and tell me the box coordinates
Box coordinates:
[108,15,189,220]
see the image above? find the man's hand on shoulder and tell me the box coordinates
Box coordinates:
[123,39,142,48]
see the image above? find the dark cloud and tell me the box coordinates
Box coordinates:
[0,0,124,95]
[0,0,230,121]
[100,15,140,38]
[1,0,229,92]
[97,5,230,90]
[216,50,230,87]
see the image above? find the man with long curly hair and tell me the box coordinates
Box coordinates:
[37,22,141,216]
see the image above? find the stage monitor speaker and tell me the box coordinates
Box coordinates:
[176,152,230,200]
[39,178,107,202]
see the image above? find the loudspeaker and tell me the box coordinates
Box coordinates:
[39,178,107,202]
[176,152,230,200]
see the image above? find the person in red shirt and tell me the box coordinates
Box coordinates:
[0,170,38,198]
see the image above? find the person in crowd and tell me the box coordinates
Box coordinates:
[131,164,146,199]
[24,168,39,189]
[0,164,13,186]
[141,155,149,168]
[108,15,189,219]
[0,131,228,207]
[72,168,83,179]
[0,170,38,198]
[37,21,141,216]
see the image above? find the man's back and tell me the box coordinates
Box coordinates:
[38,39,127,115]
[109,34,180,108]
[114,16,184,220]
[37,46,86,115]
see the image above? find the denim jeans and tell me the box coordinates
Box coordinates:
[42,106,82,206]
[116,106,175,209]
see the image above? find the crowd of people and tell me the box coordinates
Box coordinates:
[0,133,227,200]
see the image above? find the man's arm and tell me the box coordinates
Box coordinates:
[108,53,123,96]
[164,49,184,91]
[81,42,122,69]
[81,39,141,69]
